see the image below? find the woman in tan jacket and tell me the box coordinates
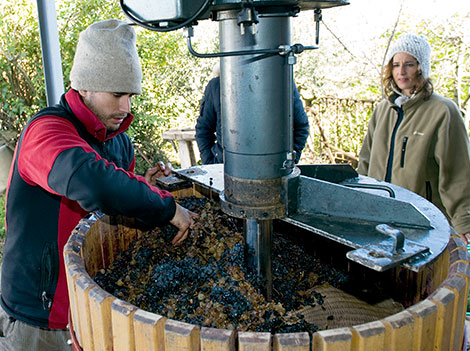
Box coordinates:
[357,33,470,243]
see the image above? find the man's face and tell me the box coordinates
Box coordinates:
[79,91,134,132]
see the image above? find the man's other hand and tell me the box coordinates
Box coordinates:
[145,161,172,185]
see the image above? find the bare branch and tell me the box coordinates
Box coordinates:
[381,0,404,98]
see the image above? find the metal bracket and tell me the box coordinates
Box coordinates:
[346,224,430,272]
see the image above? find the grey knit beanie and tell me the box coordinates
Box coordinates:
[70,19,142,94]
[386,33,432,78]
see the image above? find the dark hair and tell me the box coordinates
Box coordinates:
[382,56,433,98]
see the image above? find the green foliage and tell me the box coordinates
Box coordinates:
[0,0,46,144]
[0,1,468,171]
[0,0,215,173]
[129,29,216,173]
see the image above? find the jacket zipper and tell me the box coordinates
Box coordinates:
[42,291,53,311]
[385,107,404,182]
[39,243,58,311]
[400,136,408,168]
[425,181,432,202]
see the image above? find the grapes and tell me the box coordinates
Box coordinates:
[93,196,349,334]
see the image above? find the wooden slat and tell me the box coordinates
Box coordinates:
[434,248,450,293]
[273,332,310,351]
[96,215,118,267]
[449,261,470,278]
[442,275,468,351]
[428,287,456,351]
[88,286,115,351]
[200,327,236,351]
[133,309,166,351]
[450,248,470,265]
[64,263,87,348]
[238,331,271,351]
[64,249,84,267]
[382,310,415,351]
[111,299,138,351]
[81,225,104,277]
[448,235,464,253]
[65,231,85,255]
[164,319,200,350]
[117,216,140,252]
[313,328,352,351]
[406,299,438,351]
[75,275,96,351]
[351,321,385,351]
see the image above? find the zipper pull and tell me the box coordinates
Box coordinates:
[400,136,409,168]
[41,291,53,311]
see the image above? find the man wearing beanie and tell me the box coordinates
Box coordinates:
[358,33,470,243]
[0,19,196,350]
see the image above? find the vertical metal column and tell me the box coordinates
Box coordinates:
[219,11,291,220]
[36,0,64,106]
[218,11,293,301]
[244,219,273,301]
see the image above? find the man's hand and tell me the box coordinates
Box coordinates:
[145,161,172,186]
[169,203,198,246]
[458,232,470,246]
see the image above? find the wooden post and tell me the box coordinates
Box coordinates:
[406,300,438,351]
[162,129,197,168]
[75,275,96,351]
[351,321,385,350]
[238,332,271,351]
[382,310,415,351]
[88,286,115,351]
[274,332,310,351]
[428,287,456,351]
[164,319,200,350]
[200,327,236,351]
[313,328,353,351]
[133,309,166,351]
[111,299,138,351]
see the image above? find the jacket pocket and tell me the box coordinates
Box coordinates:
[400,136,408,168]
[425,181,432,202]
[38,242,59,311]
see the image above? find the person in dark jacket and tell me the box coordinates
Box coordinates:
[195,72,310,164]
[0,19,196,351]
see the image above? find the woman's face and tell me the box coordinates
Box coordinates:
[392,52,420,97]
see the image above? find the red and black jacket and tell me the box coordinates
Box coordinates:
[1,89,176,329]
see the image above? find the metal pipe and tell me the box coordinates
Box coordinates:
[36,0,64,106]
[244,219,273,301]
[219,11,291,220]
[284,50,296,170]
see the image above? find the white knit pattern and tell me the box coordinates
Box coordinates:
[386,33,432,78]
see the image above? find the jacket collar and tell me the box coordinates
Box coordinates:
[64,89,134,142]
[388,91,428,111]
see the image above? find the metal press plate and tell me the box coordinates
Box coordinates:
[175,164,225,194]
[174,164,451,272]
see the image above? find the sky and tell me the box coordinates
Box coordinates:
[194,0,470,51]
[320,0,470,43]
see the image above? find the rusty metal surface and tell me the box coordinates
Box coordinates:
[224,174,282,207]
